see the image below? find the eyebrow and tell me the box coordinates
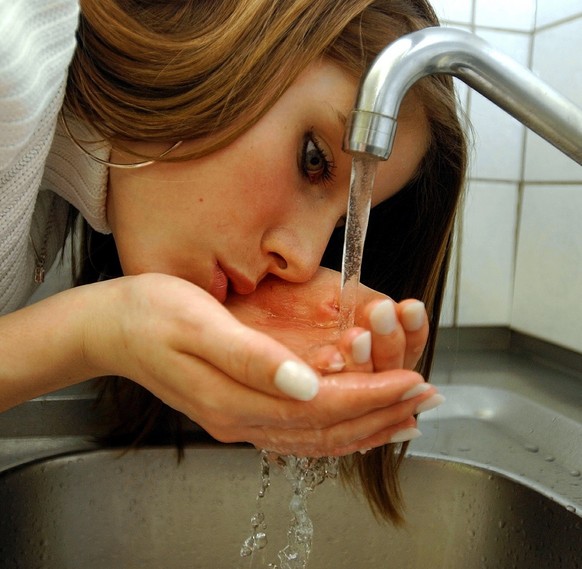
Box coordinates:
[335,108,348,128]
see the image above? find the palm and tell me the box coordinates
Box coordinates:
[225,267,383,358]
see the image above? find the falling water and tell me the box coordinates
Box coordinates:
[240,157,378,569]
[338,157,379,330]
[240,451,339,569]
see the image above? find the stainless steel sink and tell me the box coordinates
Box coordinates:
[0,445,580,569]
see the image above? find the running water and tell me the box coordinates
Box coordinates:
[240,157,378,569]
[239,451,339,569]
[338,157,378,331]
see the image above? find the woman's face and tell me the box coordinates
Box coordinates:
[107,60,429,303]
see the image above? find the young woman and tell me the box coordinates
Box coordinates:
[0,0,466,522]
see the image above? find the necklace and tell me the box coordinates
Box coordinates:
[29,194,57,284]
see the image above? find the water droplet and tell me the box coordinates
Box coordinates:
[566,505,577,514]
[569,470,581,478]
[251,512,265,528]
[544,456,555,462]
[524,443,539,453]
[255,531,268,549]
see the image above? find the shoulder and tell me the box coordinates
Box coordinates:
[0,0,80,170]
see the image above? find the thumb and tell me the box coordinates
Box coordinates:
[180,304,320,401]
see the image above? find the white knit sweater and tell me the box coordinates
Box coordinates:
[0,0,110,315]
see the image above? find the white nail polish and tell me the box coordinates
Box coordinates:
[370,300,397,335]
[389,427,422,443]
[415,393,446,414]
[274,361,319,401]
[401,301,425,332]
[400,382,431,401]
[325,353,346,373]
[352,331,372,364]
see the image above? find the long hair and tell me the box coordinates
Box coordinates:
[66,0,467,524]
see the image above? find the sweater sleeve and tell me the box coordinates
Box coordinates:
[0,0,79,315]
[0,0,79,169]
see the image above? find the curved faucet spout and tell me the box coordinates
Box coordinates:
[344,27,582,165]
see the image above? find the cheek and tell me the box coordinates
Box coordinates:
[224,146,297,216]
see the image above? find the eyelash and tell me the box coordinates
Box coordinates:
[300,130,336,187]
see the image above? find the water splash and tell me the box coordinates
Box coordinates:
[240,451,271,563]
[240,452,339,569]
[338,157,378,331]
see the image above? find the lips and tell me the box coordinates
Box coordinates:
[208,264,229,303]
[209,263,256,302]
[223,264,257,295]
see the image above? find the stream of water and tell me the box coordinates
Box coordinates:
[239,157,379,569]
[338,157,378,330]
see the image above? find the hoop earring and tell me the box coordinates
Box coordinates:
[60,113,184,169]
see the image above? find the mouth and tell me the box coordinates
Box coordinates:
[209,263,257,302]
[208,264,229,303]
[222,263,257,296]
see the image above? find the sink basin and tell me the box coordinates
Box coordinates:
[0,446,580,569]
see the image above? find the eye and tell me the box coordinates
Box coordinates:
[300,131,335,186]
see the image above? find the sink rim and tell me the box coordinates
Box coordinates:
[0,442,579,520]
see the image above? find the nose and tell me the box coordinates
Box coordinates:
[262,219,337,283]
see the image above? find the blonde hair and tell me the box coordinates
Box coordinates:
[67,0,467,525]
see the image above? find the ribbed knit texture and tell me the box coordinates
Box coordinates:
[0,0,110,315]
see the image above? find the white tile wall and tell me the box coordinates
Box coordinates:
[457,181,518,326]
[440,232,459,327]
[468,30,530,181]
[430,0,473,25]
[475,0,537,31]
[437,1,582,356]
[536,0,582,28]
[512,185,582,352]
[524,18,582,182]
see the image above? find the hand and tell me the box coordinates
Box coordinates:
[226,267,429,375]
[80,271,440,456]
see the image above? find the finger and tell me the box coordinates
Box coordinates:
[396,300,429,370]
[164,354,442,456]
[172,294,321,401]
[365,299,407,371]
[244,387,431,456]
[335,418,421,457]
[242,414,419,458]
[313,382,446,457]
[316,404,419,456]
[304,344,346,375]
[335,327,374,372]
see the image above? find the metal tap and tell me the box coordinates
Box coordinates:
[344,27,582,165]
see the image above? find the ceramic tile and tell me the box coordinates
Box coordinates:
[430,0,473,25]
[467,30,530,181]
[475,0,536,31]
[536,0,582,28]
[511,184,582,353]
[457,181,518,326]
[524,19,582,181]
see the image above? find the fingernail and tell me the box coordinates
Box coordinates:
[401,301,425,332]
[389,427,422,443]
[358,448,372,455]
[325,352,346,373]
[352,331,372,364]
[400,382,431,401]
[274,360,319,401]
[370,300,397,335]
[415,393,446,414]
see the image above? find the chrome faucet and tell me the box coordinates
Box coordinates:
[344,27,582,165]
